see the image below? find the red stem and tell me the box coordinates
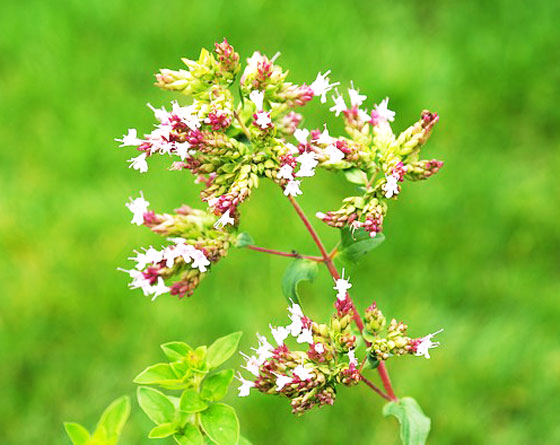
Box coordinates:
[286,195,398,402]
[360,375,392,401]
[245,245,323,262]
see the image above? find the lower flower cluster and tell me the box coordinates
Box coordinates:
[237,298,361,415]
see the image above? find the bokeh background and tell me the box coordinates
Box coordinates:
[1,0,559,443]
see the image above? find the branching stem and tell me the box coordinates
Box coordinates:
[286,195,398,402]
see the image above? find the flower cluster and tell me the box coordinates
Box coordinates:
[237,287,362,415]
[120,193,235,299]
[364,302,443,361]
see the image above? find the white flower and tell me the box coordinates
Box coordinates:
[310,70,339,103]
[296,327,314,345]
[162,246,181,268]
[214,209,235,229]
[285,142,299,154]
[415,329,443,359]
[174,242,197,264]
[357,108,371,122]
[116,128,143,147]
[348,83,367,107]
[275,373,293,391]
[147,103,170,123]
[127,152,148,173]
[329,92,347,116]
[284,180,302,197]
[325,144,345,163]
[382,173,400,198]
[254,111,272,129]
[149,277,170,301]
[191,249,211,272]
[125,192,150,226]
[249,90,265,111]
[333,269,352,300]
[293,128,309,144]
[236,374,255,397]
[277,164,294,180]
[315,125,333,146]
[374,97,396,123]
[314,342,325,354]
[288,301,304,318]
[120,268,153,295]
[295,152,318,177]
[253,333,274,364]
[174,141,191,160]
[286,313,303,337]
[348,349,358,367]
[240,352,261,377]
[270,325,290,345]
[293,364,313,381]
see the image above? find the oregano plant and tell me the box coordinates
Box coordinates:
[66,39,444,445]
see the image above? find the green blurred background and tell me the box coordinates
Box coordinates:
[1,0,559,443]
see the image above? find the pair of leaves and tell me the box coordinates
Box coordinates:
[64,396,130,445]
[383,397,431,445]
[134,333,242,388]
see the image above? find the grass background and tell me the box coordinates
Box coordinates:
[1,0,559,443]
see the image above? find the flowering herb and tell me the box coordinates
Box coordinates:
[67,39,444,445]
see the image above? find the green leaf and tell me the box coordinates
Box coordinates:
[95,395,130,439]
[137,387,176,425]
[133,363,178,385]
[235,232,254,248]
[383,397,431,445]
[238,436,253,445]
[161,341,193,361]
[200,403,239,445]
[344,168,368,185]
[206,332,242,369]
[64,422,90,445]
[338,227,385,264]
[179,390,209,413]
[281,259,318,305]
[149,422,177,439]
[201,369,234,402]
[174,424,203,445]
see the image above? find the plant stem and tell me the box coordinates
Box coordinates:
[233,110,252,141]
[286,194,398,402]
[246,245,323,262]
[360,375,392,401]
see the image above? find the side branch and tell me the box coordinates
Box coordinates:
[246,245,323,262]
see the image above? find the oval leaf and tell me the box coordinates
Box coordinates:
[161,341,193,361]
[96,395,130,439]
[338,227,385,264]
[149,422,177,439]
[174,424,203,445]
[201,369,234,402]
[281,259,318,305]
[206,332,242,369]
[137,387,175,425]
[383,397,431,445]
[179,390,209,413]
[200,403,239,445]
[134,363,178,385]
[64,422,90,445]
